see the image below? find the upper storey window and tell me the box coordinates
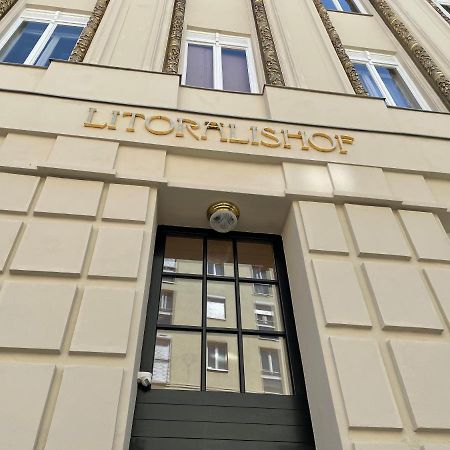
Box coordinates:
[322,0,366,13]
[0,10,88,67]
[433,0,450,18]
[182,31,258,93]
[348,50,429,110]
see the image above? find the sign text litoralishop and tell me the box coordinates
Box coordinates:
[84,108,355,154]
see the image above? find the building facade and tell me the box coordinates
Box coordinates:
[0,0,450,449]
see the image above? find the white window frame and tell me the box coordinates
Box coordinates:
[325,0,367,13]
[0,9,88,66]
[347,49,430,110]
[162,258,177,284]
[182,30,258,93]
[260,348,283,394]
[158,289,174,324]
[255,301,275,331]
[207,341,228,372]
[207,295,227,321]
[252,265,272,296]
[433,0,450,19]
[207,262,225,276]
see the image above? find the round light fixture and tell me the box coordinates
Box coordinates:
[207,201,240,233]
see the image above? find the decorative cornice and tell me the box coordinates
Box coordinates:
[425,0,450,24]
[0,0,17,21]
[69,0,110,63]
[368,0,450,109]
[162,0,186,74]
[250,0,285,86]
[311,0,368,96]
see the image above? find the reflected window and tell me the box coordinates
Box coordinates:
[207,262,225,276]
[207,296,226,320]
[252,266,272,296]
[0,10,87,67]
[158,290,174,325]
[260,348,283,394]
[322,0,365,13]
[207,342,228,372]
[348,50,429,110]
[153,337,171,384]
[183,30,258,93]
[255,302,275,331]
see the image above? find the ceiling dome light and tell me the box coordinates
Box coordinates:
[207,201,240,233]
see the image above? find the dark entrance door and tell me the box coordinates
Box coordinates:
[130,226,316,450]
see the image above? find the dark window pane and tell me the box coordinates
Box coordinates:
[221,47,251,93]
[207,239,234,276]
[340,0,360,12]
[164,236,203,275]
[375,65,421,109]
[0,21,48,64]
[35,24,83,67]
[322,0,337,10]
[353,63,384,98]
[186,43,214,89]
[443,5,450,14]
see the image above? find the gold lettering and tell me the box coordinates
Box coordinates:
[123,112,145,132]
[201,121,228,142]
[335,134,354,154]
[229,124,249,144]
[84,107,107,129]
[107,110,121,130]
[281,130,309,151]
[261,127,281,148]
[308,133,336,152]
[175,118,201,140]
[145,115,175,135]
[250,126,259,146]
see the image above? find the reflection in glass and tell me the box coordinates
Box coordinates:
[221,47,251,93]
[207,334,239,392]
[240,283,283,331]
[164,236,203,275]
[186,43,214,89]
[207,240,234,277]
[152,331,201,390]
[353,63,383,98]
[158,277,202,326]
[243,336,292,395]
[207,281,236,328]
[237,241,276,280]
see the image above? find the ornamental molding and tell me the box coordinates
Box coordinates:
[69,0,110,63]
[0,0,17,21]
[425,0,450,24]
[311,0,368,96]
[368,0,450,109]
[250,0,285,86]
[162,0,186,74]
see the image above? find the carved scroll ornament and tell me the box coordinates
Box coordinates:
[425,0,450,24]
[250,0,285,86]
[311,0,368,96]
[69,0,110,63]
[0,0,18,21]
[368,0,450,109]
[163,0,186,74]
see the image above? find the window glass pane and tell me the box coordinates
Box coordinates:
[240,282,284,332]
[164,236,203,275]
[443,5,450,14]
[152,331,201,391]
[207,239,234,277]
[186,43,214,89]
[0,21,48,64]
[35,24,83,67]
[243,336,292,395]
[221,47,251,93]
[237,241,276,280]
[353,63,384,98]
[322,0,338,10]
[158,277,202,326]
[207,281,236,328]
[375,65,421,109]
[340,0,360,13]
[207,333,239,392]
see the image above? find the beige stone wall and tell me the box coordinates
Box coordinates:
[0,170,157,450]
[283,200,450,450]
